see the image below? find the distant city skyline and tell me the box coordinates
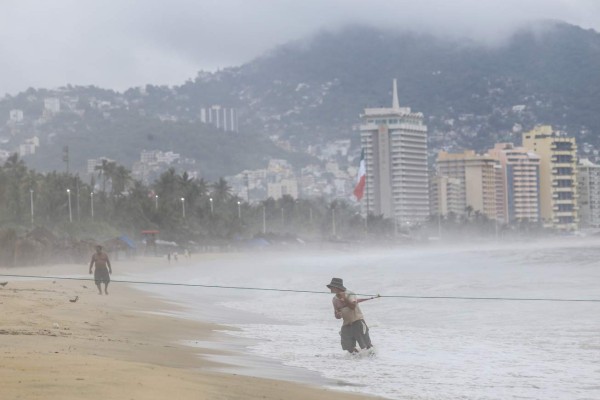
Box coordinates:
[1,0,599,96]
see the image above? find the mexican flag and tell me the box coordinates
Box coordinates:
[353,149,366,201]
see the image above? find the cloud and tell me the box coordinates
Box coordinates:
[0,0,598,95]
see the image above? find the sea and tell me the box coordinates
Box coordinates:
[125,238,600,400]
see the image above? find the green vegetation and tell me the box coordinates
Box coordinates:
[0,155,390,255]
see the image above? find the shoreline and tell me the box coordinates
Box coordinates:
[0,257,381,400]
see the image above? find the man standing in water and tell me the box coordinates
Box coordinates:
[89,245,112,295]
[327,277,373,353]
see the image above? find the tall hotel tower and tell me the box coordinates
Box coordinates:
[359,79,429,225]
[522,125,578,230]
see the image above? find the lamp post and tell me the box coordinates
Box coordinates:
[90,192,94,220]
[332,205,336,237]
[209,197,213,215]
[67,189,72,223]
[281,207,284,228]
[237,201,241,219]
[29,189,34,227]
[262,204,266,234]
[76,182,81,221]
[181,197,186,218]
[154,195,158,210]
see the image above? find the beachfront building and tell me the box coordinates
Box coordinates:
[200,105,238,132]
[359,79,429,226]
[429,175,463,217]
[577,158,600,228]
[522,125,578,230]
[267,179,299,200]
[488,143,541,224]
[435,150,501,221]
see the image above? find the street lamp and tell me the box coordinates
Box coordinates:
[181,197,186,218]
[76,183,81,221]
[209,197,213,214]
[262,204,266,234]
[67,189,72,223]
[237,201,241,219]
[332,205,337,237]
[29,189,34,227]
[154,194,158,210]
[90,192,94,220]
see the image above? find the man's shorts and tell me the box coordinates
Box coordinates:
[94,266,110,285]
[340,319,372,351]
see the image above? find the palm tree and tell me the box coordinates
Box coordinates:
[2,154,28,223]
[211,178,232,202]
[111,165,132,195]
[95,159,116,194]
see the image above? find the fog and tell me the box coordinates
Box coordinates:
[128,238,600,399]
[1,0,599,95]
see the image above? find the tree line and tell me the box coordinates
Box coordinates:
[2,154,536,254]
[0,154,400,248]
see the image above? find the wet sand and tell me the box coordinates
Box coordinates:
[0,256,380,400]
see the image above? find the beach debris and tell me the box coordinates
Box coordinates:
[69,296,79,303]
[82,285,88,289]
[0,281,8,287]
[53,323,60,329]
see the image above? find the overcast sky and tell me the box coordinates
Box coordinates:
[1,0,599,96]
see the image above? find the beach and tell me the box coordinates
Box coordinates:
[0,256,378,400]
[3,240,600,400]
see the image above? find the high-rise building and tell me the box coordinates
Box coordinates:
[488,143,541,224]
[200,105,238,132]
[577,158,600,228]
[430,175,463,217]
[435,150,501,220]
[359,79,429,225]
[522,126,578,230]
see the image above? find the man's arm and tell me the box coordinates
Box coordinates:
[89,255,95,274]
[332,299,342,319]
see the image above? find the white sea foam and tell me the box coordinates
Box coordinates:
[129,239,600,400]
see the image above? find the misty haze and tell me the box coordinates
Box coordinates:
[1,2,600,400]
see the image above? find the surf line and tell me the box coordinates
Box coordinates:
[1,273,600,303]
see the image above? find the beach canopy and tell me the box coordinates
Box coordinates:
[118,235,136,249]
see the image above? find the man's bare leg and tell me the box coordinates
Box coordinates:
[96,283,102,295]
[104,283,109,295]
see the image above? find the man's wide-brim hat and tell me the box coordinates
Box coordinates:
[326,277,346,290]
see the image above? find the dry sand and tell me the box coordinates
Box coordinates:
[0,256,379,400]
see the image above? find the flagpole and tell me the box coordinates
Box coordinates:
[364,150,369,235]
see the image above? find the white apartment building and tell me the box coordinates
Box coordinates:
[87,157,115,174]
[200,105,238,132]
[267,179,299,200]
[44,98,61,113]
[9,109,23,122]
[577,158,600,227]
[359,79,429,225]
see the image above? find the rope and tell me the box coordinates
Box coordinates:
[1,273,599,303]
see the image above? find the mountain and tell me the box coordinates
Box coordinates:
[209,21,599,153]
[1,21,599,178]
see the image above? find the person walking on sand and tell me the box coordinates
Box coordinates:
[327,277,373,354]
[89,245,112,295]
